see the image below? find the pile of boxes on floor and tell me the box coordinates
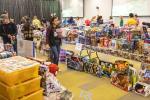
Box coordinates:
[0,56,72,100]
[66,49,150,97]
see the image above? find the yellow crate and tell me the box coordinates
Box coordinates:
[0,76,41,100]
[0,56,40,86]
[0,89,43,100]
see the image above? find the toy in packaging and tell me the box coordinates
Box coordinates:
[85,36,91,45]
[110,39,117,49]
[103,37,110,47]
[111,60,136,91]
[134,64,150,97]
[99,37,105,47]
[134,82,150,97]
[0,51,14,59]
[96,65,103,78]
[100,61,114,78]
[67,56,83,71]
[59,49,66,62]
[39,64,64,96]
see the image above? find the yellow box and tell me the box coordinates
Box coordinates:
[0,76,41,100]
[0,89,43,100]
[0,56,40,86]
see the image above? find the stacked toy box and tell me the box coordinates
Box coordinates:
[0,56,43,100]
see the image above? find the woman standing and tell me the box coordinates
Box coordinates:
[46,16,62,65]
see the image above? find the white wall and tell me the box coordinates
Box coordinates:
[84,0,150,24]
[84,0,112,19]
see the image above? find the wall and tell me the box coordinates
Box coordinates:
[84,0,112,19]
[84,0,150,23]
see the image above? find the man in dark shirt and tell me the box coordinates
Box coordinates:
[0,15,17,52]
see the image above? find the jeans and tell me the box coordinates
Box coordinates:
[50,45,60,65]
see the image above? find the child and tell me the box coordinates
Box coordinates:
[134,14,140,26]
[126,13,137,26]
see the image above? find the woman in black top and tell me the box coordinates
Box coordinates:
[46,16,62,65]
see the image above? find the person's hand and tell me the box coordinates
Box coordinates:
[12,36,16,40]
[8,34,12,38]
[46,44,50,49]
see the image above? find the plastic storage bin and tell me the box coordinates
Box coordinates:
[0,76,41,100]
[0,89,43,100]
[0,56,40,86]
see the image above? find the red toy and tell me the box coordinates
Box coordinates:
[49,64,59,76]
[85,19,91,26]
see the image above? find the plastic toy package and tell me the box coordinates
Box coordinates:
[67,56,83,71]
[99,61,114,78]
[59,49,66,62]
[39,64,64,96]
[83,58,99,75]
[111,60,137,91]
[0,51,14,59]
[133,63,150,97]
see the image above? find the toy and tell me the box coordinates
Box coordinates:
[59,49,66,62]
[99,61,114,78]
[134,63,150,96]
[96,65,103,78]
[111,73,129,91]
[49,64,59,76]
[114,60,129,72]
[78,35,85,44]
[67,56,83,71]
[111,60,137,91]
[134,82,150,97]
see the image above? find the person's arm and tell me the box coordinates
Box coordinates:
[0,25,7,37]
[11,23,17,36]
[46,27,50,45]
